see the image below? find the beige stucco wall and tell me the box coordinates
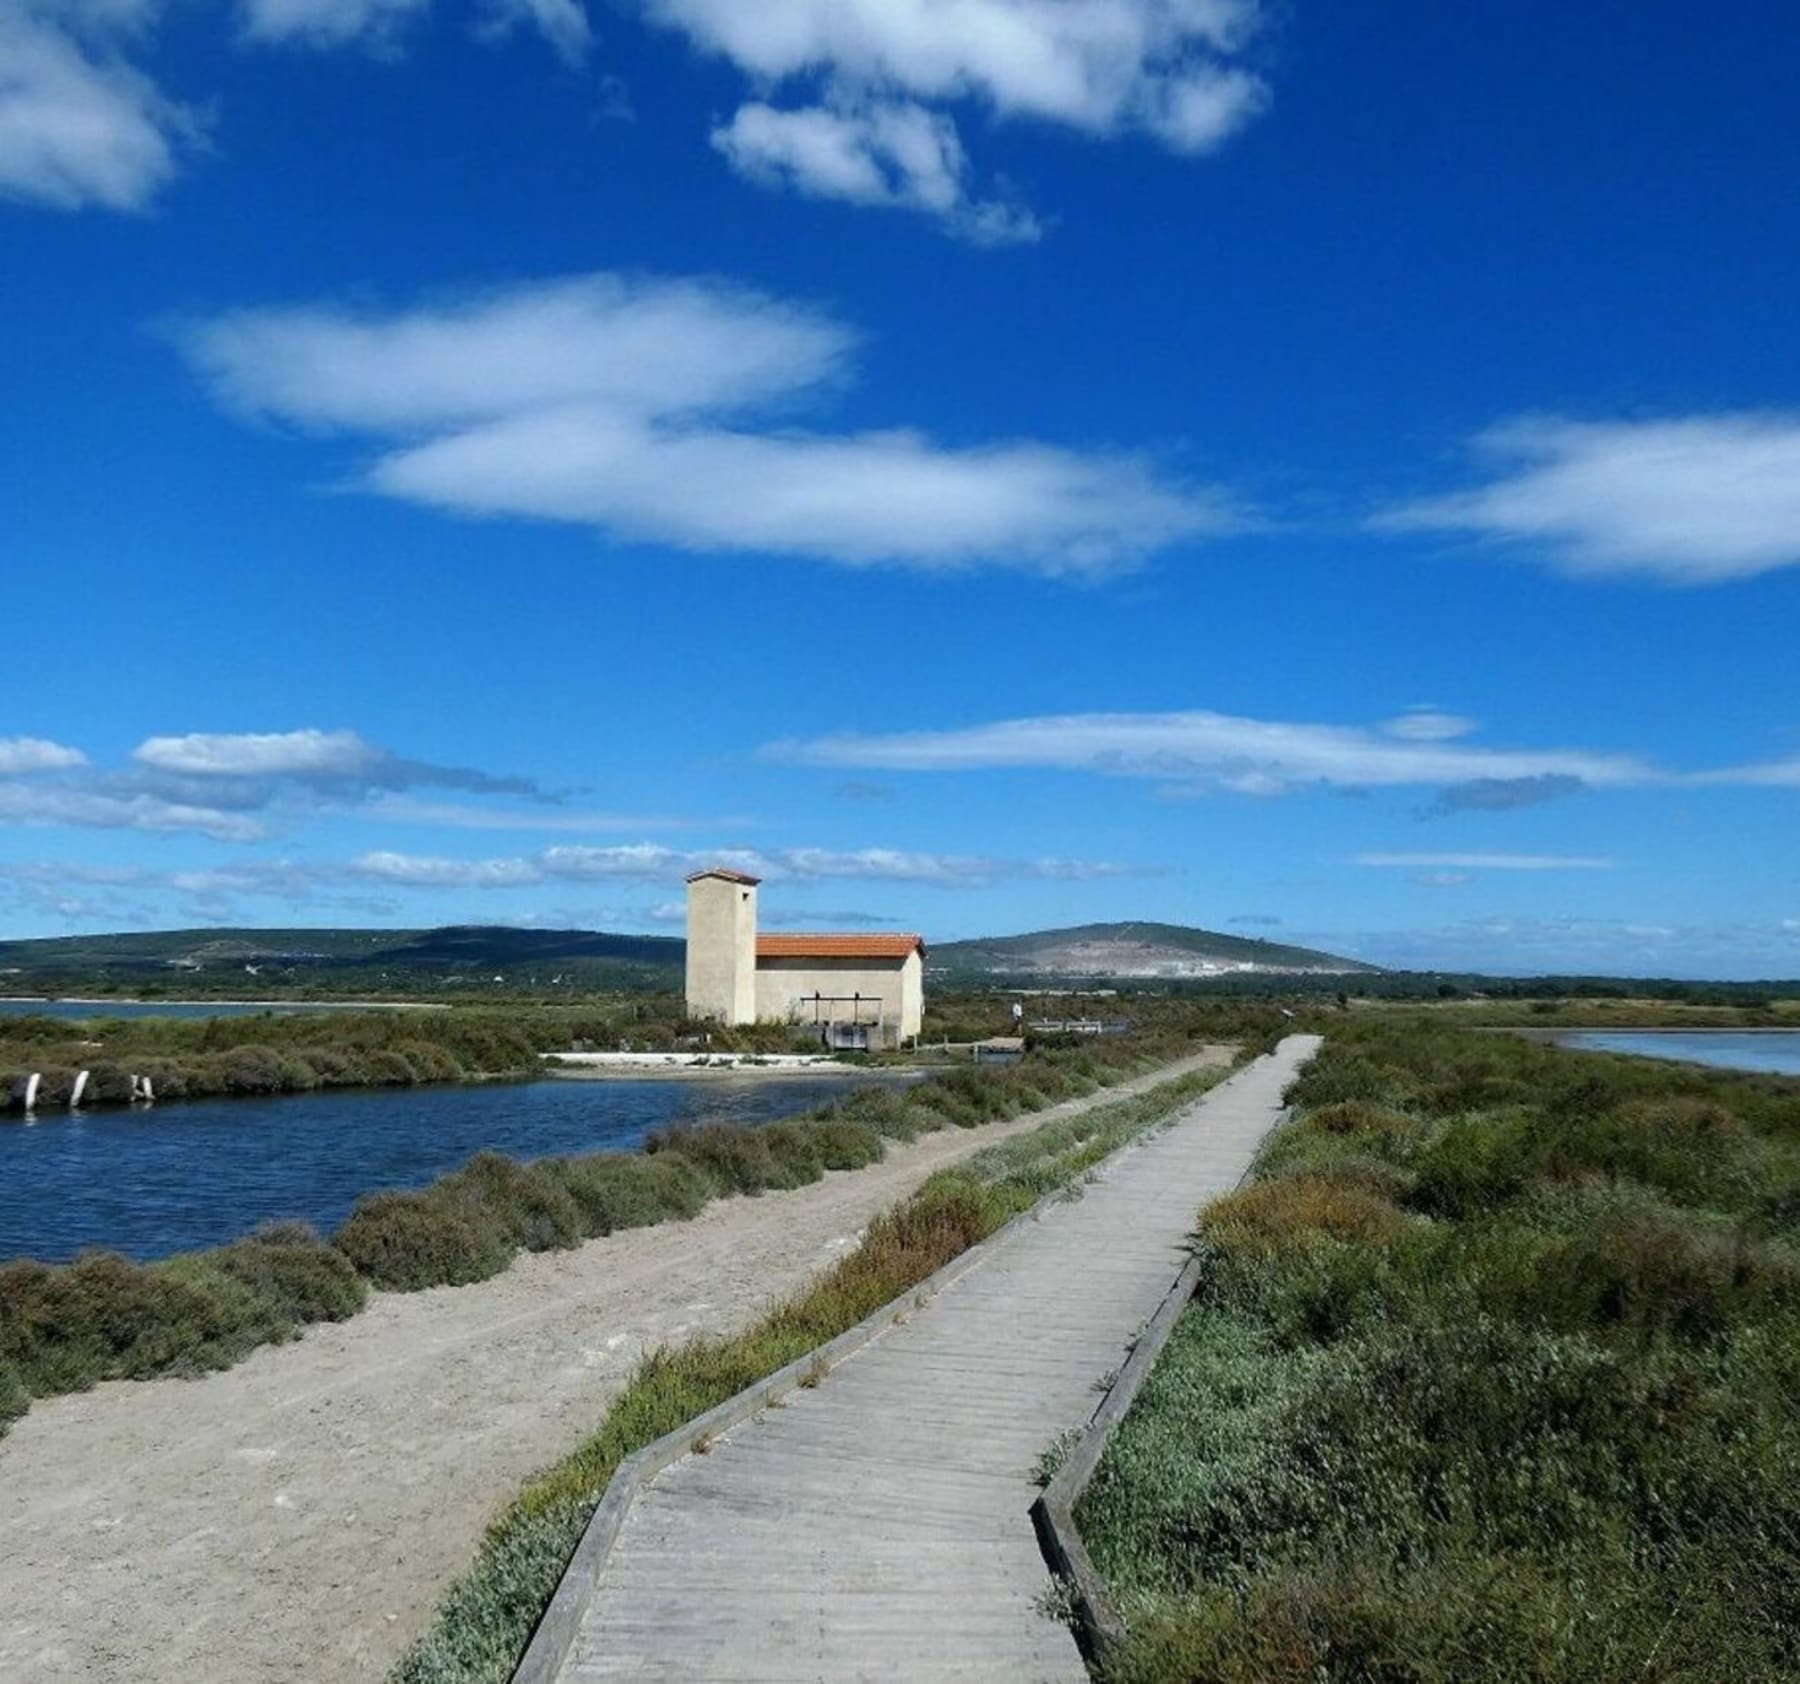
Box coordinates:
[685,877,758,1025]
[754,951,923,1041]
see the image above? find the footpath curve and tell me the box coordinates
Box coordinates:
[541,1034,1320,1683]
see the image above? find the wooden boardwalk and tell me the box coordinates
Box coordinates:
[553,1036,1320,1683]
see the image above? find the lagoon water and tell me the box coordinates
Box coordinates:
[0,1074,904,1265]
[1560,1031,1800,1078]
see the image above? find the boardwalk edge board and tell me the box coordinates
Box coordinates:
[509,1054,1262,1684]
[1031,1096,1293,1665]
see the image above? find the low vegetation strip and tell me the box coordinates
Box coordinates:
[1073,1019,1800,1684]
[0,1023,1259,1442]
[388,1057,1242,1684]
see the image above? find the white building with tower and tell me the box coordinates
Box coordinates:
[684,868,925,1049]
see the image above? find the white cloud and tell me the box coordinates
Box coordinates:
[476,0,592,64]
[0,735,87,773]
[134,727,382,776]
[1354,852,1615,872]
[238,0,429,50]
[128,725,542,800]
[0,726,542,840]
[362,796,721,831]
[348,842,1147,889]
[774,708,1657,795]
[178,274,853,431]
[0,780,265,839]
[711,99,1041,245]
[353,849,543,887]
[0,1,194,210]
[178,273,1236,573]
[648,0,1266,140]
[1691,754,1800,789]
[646,0,1269,236]
[1381,414,1800,585]
[1382,708,1476,742]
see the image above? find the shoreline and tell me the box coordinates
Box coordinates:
[541,1052,935,1081]
[0,995,439,1010]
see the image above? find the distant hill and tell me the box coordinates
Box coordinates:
[0,918,1374,1000]
[0,926,682,996]
[930,921,1377,984]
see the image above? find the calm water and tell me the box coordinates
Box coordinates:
[0,1074,906,1264]
[0,1000,415,1021]
[1560,1031,1800,1078]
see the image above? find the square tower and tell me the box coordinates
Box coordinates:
[685,868,760,1025]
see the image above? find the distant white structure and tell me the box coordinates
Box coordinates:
[684,868,925,1048]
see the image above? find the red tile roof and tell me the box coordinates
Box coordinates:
[685,867,762,886]
[756,934,925,961]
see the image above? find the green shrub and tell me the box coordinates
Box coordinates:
[213,1223,367,1323]
[362,1049,418,1086]
[334,1191,511,1291]
[799,1113,885,1171]
[216,1045,290,1095]
[0,1248,298,1391]
[82,1062,137,1104]
[398,1041,465,1083]
[436,1153,585,1254]
[0,1359,25,1426]
[547,1154,678,1234]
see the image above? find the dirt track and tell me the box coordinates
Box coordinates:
[0,1050,1228,1683]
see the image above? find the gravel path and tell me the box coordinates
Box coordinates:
[0,1049,1230,1684]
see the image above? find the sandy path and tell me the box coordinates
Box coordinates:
[0,1049,1229,1684]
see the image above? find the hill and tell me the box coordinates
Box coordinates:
[0,926,682,997]
[0,919,1373,1000]
[930,921,1377,984]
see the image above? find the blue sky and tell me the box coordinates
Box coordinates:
[3,0,1798,976]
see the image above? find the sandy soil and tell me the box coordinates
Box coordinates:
[0,1049,1228,1684]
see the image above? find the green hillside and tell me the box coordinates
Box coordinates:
[0,925,682,997]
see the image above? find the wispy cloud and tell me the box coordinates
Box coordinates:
[0,726,544,839]
[350,842,1153,889]
[238,0,430,50]
[175,273,1237,574]
[0,736,87,774]
[1379,414,1800,585]
[1381,708,1476,742]
[773,708,1656,796]
[650,0,1270,238]
[1337,916,1800,979]
[0,783,266,841]
[0,0,197,211]
[713,99,1041,246]
[1353,852,1615,871]
[130,727,542,799]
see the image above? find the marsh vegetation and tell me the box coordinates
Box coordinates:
[1077,1020,1800,1683]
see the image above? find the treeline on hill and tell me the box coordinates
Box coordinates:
[1076,1019,1800,1683]
[0,1006,1285,1440]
